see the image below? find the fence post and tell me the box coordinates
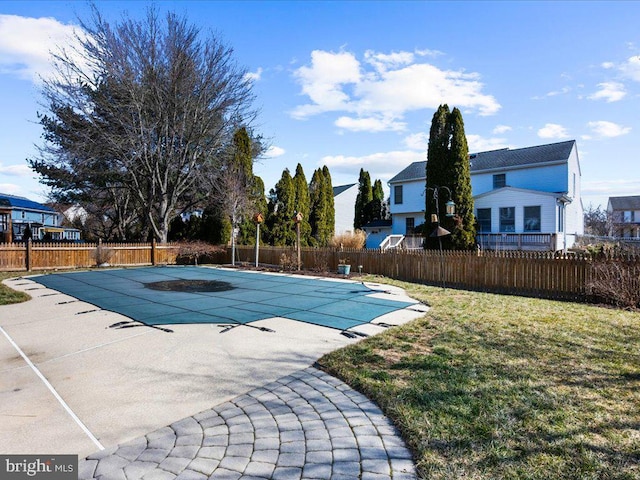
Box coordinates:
[26,239,32,271]
[152,239,157,266]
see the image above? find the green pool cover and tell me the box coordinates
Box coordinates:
[34,266,415,332]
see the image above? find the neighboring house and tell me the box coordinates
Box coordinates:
[0,193,81,242]
[384,140,584,251]
[333,183,358,235]
[607,195,640,239]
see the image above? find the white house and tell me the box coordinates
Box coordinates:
[607,195,640,239]
[383,140,584,251]
[333,183,358,235]
[0,193,81,242]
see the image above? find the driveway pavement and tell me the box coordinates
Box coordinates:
[1,269,426,478]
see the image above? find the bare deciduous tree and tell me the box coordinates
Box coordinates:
[30,6,257,242]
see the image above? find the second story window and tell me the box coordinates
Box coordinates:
[493,174,506,189]
[394,185,403,204]
[623,210,635,223]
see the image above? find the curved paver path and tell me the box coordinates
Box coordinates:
[79,367,416,480]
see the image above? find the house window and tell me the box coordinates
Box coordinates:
[493,174,506,189]
[499,207,515,232]
[21,210,25,219]
[394,185,403,204]
[524,206,541,232]
[477,208,491,233]
[41,213,45,223]
[558,205,564,232]
[405,217,415,234]
[623,210,635,223]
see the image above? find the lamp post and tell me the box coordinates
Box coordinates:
[426,186,455,289]
[253,212,264,268]
[293,211,303,271]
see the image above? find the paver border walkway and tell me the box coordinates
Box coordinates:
[80,367,416,480]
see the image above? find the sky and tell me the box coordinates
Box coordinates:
[1,1,639,210]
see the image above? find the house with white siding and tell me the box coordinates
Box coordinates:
[382,140,583,251]
[333,183,358,235]
[607,195,640,239]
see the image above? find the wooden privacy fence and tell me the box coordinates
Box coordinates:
[230,245,640,302]
[0,240,179,271]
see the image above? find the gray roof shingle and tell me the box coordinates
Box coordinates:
[608,195,640,210]
[388,140,576,183]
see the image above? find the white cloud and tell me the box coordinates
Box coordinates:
[467,135,510,153]
[403,132,429,151]
[321,149,425,181]
[291,48,500,131]
[0,183,23,195]
[292,50,361,118]
[537,123,569,139]
[0,14,82,82]
[244,67,263,82]
[616,55,640,82]
[492,125,512,134]
[532,86,571,100]
[0,162,32,176]
[601,61,615,69]
[586,120,631,138]
[263,145,286,158]
[587,82,626,102]
[335,115,406,132]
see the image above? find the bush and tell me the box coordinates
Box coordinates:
[330,230,366,249]
[176,241,224,265]
[588,258,640,310]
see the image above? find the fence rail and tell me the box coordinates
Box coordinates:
[2,242,638,303]
[0,241,179,271]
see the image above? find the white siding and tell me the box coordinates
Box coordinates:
[392,213,425,235]
[334,185,358,234]
[471,163,568,196]
[474,189,559,234]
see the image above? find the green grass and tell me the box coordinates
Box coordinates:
[319,276,640,480]
[0,271,30,305]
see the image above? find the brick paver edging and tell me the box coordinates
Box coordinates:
[79,367,417,480]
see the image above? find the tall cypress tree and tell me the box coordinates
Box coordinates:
[321,165,335,243]
[448,108,476,249]
[293,163,311,246]
[266,169,296,246]
[354,168,373,230]
[309,168,326,245]
[425,104,475,250]
[425,104,451,231]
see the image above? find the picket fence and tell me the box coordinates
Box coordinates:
[1,242,638,302]
[0,240,179,271]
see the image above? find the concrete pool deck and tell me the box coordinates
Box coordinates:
[1,268,427,478]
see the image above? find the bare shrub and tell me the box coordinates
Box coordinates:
[177,241,224,265]
[310,249,330,273]
[279,251,299,271]
[330,229,366,249]
[92,243,114,266]
[588,258,640,310]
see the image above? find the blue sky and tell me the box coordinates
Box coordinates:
[1,1,639,209]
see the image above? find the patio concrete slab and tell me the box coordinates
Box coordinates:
[1,269,425,478]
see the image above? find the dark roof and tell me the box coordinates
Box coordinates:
[608,195,640,210]
[363,219,392,228]
[388,140,576,183]
[469,140,575,171]
[333,183,356,196]
[388,161,426,183]
[0,193,56,212]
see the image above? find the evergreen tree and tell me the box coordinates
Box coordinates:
[309,168,325,245]
[292,164,312,246]
[366,179,386,224]
[448,107,476,249]
[266,169,296,246]
[321,166,335,243]
[425,104,476,250]
[354,169,373,229]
